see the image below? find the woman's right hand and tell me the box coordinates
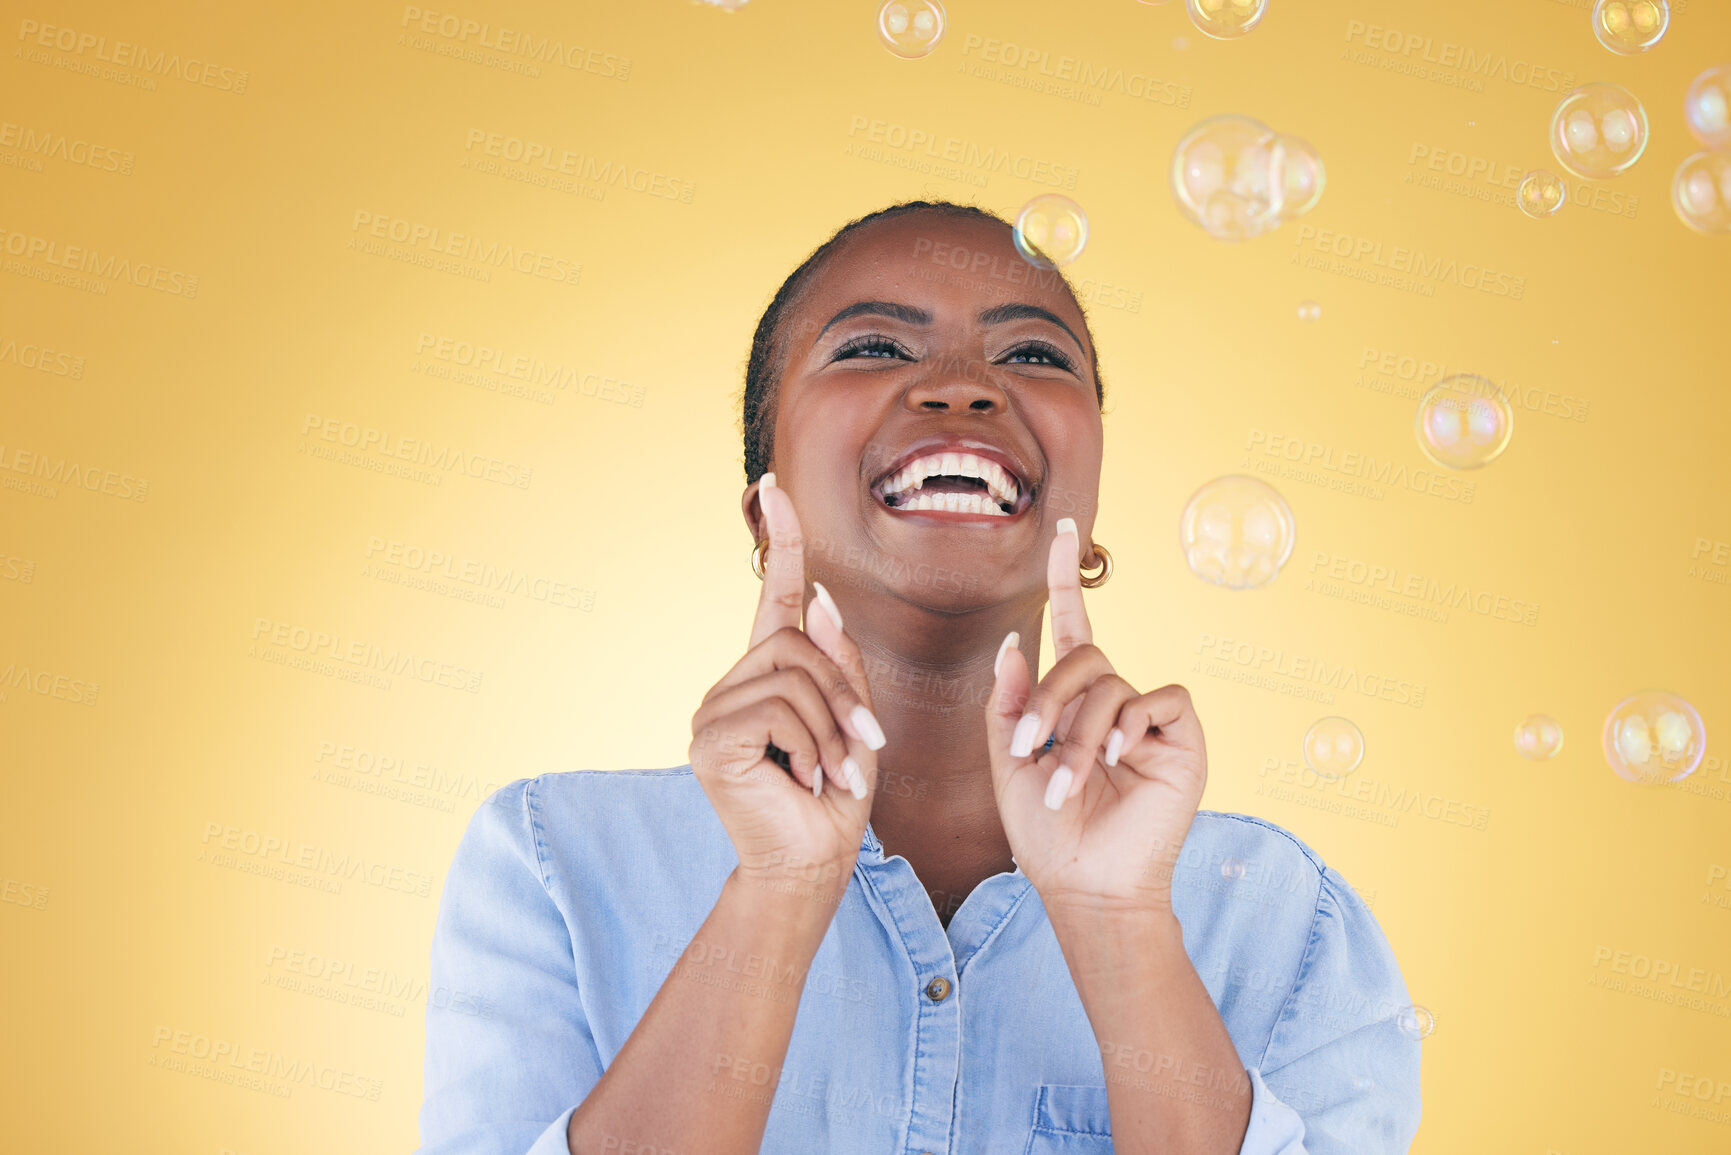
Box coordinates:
[688,472,883,903]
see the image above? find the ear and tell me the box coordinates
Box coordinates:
[740,477,769,543]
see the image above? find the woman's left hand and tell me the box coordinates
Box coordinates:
[988,519,1208,919]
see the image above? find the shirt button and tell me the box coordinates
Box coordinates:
[924,976,951,1002]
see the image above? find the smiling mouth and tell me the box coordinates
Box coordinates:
[870,450,1031,518]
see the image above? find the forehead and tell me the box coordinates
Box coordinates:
[789,211,1090,346]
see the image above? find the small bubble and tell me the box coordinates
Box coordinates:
[1685,65,1731,149]
[1179,474,1297,590]
[1550,83,1649,180]
[1296,300,1322,322]
[1603,691,1706,784]
[1185,0,1268,39]
[876,0,946,58]
[1353,1076,1376,1092]
[1304,717,1365,780]
[1592,0,1668,55]
[1013,194,1089,268]
[1172,115,1283,242]
[1415,375,1514,470]
[1514,714,1565,760]
[1173,35,1190,50]
[1395,1005,1436,1040]
[695,0,750,8]
[1517,170,1567,218]
[1672,150,1731,234]
[1221,857,1246,880]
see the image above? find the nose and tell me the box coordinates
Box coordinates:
[902,356,1009,413]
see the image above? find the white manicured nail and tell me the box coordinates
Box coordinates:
[1056,517,1077,539]
[851,705,886,751]
[994,631,1020,678]
[1105,728,1125,767]
[1044,765,1073,810]
[1010,712,1043,758]
[813,764,823,796]
[812,581,844,632]
[761,471,777,489]
[843,756,866,799]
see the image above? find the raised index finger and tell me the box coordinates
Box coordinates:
[748,472,807,649]
[1047,517,1093,660]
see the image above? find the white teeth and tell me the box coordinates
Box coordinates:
[879,450,1020,507]
[893,490,1009,517]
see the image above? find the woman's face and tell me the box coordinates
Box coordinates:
[756,210,1104,610]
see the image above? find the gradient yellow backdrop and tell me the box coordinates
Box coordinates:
[4,1,1730,1151]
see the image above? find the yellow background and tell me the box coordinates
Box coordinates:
[4,1,1729,1151]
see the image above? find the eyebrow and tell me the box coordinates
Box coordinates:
[815,300,1088,356]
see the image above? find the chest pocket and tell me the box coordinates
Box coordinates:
[1023,1083,1114,1154]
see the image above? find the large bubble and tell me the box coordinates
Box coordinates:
[1304,717,1365,780]
[1591,1,1668,55]
[1179,474,1297,589]
[1550,83,1649,180]
[1673,151,1731,234]
[877,1,946,58]
[1184,0,1268,39]
[1415,375,1514,470]
[1172,116,1280,241]
[1603,691,1706,784]
[1685,65,1731,149]
[1013,194,1089,268]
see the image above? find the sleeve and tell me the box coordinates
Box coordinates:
[415,778,607,1155]
[1234,866,1423,1154]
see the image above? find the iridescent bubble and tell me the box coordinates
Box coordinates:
[1592,0,1668,55]
[1013,194,1089,268]
[876,0,946,59]
[1179,474,1297,590]
[1172,115,1283,242]
[1685,65,1731,149]
[1603,690,1706,784]
[1415,375,1514,470]
[1185,0,1268,39]
[1673,151,1731,234]
[1396,1005,1436,1040]
[1517,170,1567,218]
[1221,857,1246,880]
[1550,83,1649,180]
[1274,135,1326,220]
[1304,717,1364,780]
[695,0,751,8]
[1296,301,1322,322]
[1514,714,1565,760]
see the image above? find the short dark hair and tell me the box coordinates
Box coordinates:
[738,200,1105,483]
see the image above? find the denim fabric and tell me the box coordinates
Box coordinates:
[417,768,1421,1154]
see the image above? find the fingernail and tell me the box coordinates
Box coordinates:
[994,631,1020,678]
[843,756,867,799]
[1044,765,1073,810]
[813,764,823,796]
[1056,517,1077,540]
[851,705,886,751]
[761,471,777,489]
[812,581,844,632]
[1105,728,1125,767]
[1010,712,1042,758]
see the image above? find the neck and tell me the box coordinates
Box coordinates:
[837,586,1046,918]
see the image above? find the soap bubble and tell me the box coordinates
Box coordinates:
[1296,301,1322,322]
[877,0,945,58]
[1415,375,1514,470]
[1592,0,1668,55]
[1517,170,1567,218]
[694,0,750,8]
[1221,857,1245,880]
[1275,134,1327,220]
[1172,116,1282,241]
[1179,474,1296,589]
[1685,65,1731,149]
[1185,0,1268,39]
[1550,83,1649,180]
[1603,690,1706,784]
[1514,715,1565,760]
[1304,717,1365,780]
[1013,194,1089,268]
[1673,151,1731,234]
[1395,1005,1436,1040]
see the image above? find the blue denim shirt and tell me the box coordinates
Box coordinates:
[416,768,1421,1154]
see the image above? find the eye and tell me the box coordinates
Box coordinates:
[833,335,913,362]
[1001,340,1074,371]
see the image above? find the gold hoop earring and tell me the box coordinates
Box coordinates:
[1080,542,1113,589]
[750,539,770,581]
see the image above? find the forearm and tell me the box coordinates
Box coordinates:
[566,867,846,1155]
[1048,905,1253,1155]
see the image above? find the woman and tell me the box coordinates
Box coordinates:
[416,201,1422,1155]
